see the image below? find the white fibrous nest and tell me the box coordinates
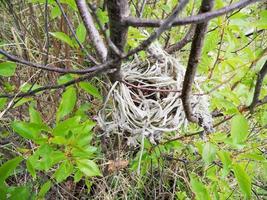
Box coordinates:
[98,43,212,145]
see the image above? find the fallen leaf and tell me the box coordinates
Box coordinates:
[107,160,129,173]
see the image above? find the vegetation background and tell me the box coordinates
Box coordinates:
[0,0,266,199]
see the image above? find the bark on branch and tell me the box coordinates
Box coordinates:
[250,60,267,112]
[107,0,130,82]
[181,0,214,125]
[75,0,107,62]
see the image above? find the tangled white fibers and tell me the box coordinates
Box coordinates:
[98,42,213,145]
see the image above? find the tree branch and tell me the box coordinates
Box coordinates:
[166,25,195,53]
[44,0,50,65]
[181,0,214,126]
[126,0,189,57]
[0,49,113,74]
[55,0,98,65]
[0,66,115,99]
[106,0,130,82]
[123,0,259,27]
[75,0,107,62]
[88,3,122,57]
[250,60,267,112]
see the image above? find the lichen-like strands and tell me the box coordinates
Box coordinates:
[98,43,212,145]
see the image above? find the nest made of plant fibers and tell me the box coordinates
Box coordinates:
[98,43,213,145]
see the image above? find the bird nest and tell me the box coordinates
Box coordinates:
[98,43,212,145]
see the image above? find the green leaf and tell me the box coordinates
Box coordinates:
[71,146,97,159]
[76,23,86,44]
[56,87,77,121]
[202,142,217,166]
[261,111,267,126]
[20,83,41,93]
[13,97,33,108]
[0,98,7,110]
[0,182,7,200]
[51,5,61,19]
[57,74,74,85]
[53,116,81,136]
[0,156,23,184]
[50,32,74,48]
[28,144,65,171]
[203,29,219,54]
[255,10,267,29]
[96,9,108,24]
[53,160,73,183]
[85,179,93,192]
[74,170,83,182]
[29,104,43,124]
[38,181,52,198]
[76,159,102,177]
[190,175,211,200]
[162,4,171,13]
[218,151,232,177]
[8,186,31,200]
[75,103,91,119]
[26,159,36,179]
[0,62,16,77]
[28,0,55,3]
[127,27,146,48]
[230,114,249,145]
[12,121,41,140]
[60,0,77,10]
[50,136,67,145]
[238,152,265,161]
[79,82,102,99]
[232,163,251,199]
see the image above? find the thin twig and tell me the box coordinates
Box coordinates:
[0,49,113,74]
[232,31,263,54]
[195,74,236,96]
[161,95,267,145]
[127,0,189,57]
[123,0,260,27]
[0,68,115,99]
[55,0,99,65]
[166,25,195,53]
